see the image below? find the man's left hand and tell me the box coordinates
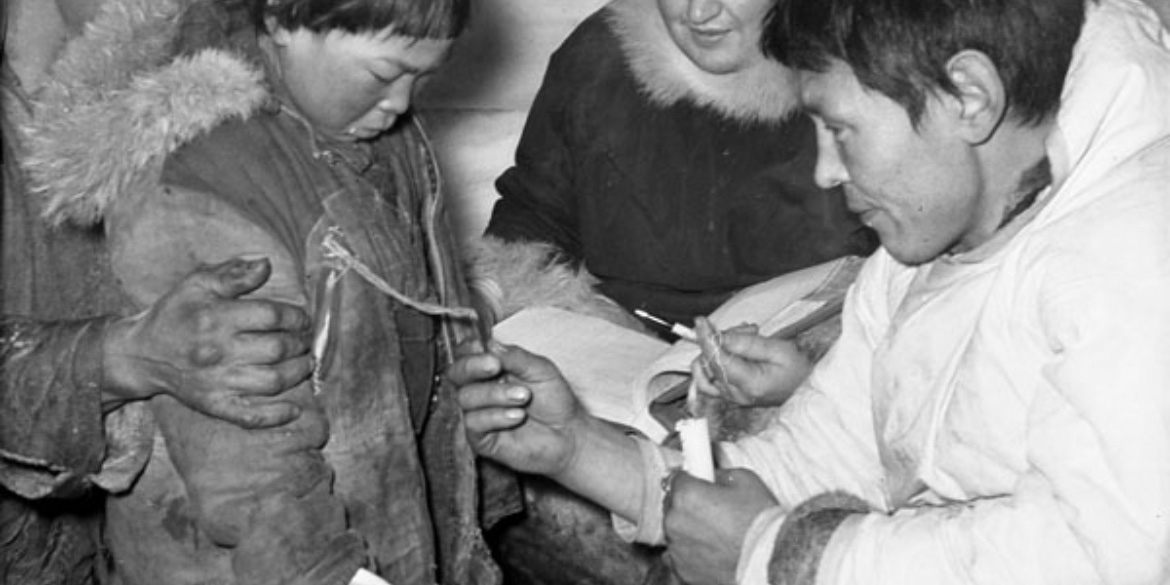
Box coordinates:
[663,468,778,585]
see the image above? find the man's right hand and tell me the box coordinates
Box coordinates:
[447,342,586,478]
[102,257,312,428]
[692,317,811,407]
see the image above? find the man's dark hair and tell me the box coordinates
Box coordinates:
[251,0,470,39]
[763,0,1087,126]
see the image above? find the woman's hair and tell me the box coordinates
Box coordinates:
[246,0,470,39]
[763,0,1087,127]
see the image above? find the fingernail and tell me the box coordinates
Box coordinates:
[505,408,525,420]
[506,386,527,402]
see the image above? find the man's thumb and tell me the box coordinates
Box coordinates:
[203,257,272,298]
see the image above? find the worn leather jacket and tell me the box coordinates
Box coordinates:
[20,0,506,583]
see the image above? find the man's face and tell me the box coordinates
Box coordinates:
[800,61,995,265]
[273,27,451,142]
[656,0,771,74]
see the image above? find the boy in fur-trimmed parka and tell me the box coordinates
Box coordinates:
[19,0,506,583]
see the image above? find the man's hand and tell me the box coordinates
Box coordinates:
[692,317,812,407]
[102,257,312,428]
[447,342,586,478]
[663,468,778,585]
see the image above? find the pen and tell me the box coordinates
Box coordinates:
[633,309,697,342]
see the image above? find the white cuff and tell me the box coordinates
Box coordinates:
[611,434,682,544]
[737,506,788,585]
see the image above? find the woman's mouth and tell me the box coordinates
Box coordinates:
[688,26,730,46]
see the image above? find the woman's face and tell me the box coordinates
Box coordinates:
[270,26,451,142]
[656,0,771,74]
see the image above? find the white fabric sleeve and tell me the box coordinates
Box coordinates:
[736,507,788,585]
[717,253,895,511]
[611,434,683,544]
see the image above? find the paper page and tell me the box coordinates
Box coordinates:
[631,258,851,407]
[493,307,670,436]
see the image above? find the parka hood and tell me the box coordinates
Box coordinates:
[20,0,268,227]
[605,0,800,123]
[1041,0,1170,219]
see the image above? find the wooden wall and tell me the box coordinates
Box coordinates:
[417,0,608,245]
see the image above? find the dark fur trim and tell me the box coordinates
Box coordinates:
[768,492,871,585]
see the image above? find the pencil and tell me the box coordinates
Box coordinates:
[633,309,697,342]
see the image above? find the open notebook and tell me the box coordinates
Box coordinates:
[492,256,865,443]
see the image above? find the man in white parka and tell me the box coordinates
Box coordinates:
[448,0,1170,583]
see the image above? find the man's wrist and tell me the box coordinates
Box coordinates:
[98,313,157,410]
[546,412,604,485]
[549,414,646,522]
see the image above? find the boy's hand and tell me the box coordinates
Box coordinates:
[692,317,811,407]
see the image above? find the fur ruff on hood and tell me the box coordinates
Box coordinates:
[20,0,268,227]
[605,0,800,123]
[467,236,648,332]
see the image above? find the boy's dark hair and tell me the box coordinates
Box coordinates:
[251,0,470,39]
[763,0,1087,127]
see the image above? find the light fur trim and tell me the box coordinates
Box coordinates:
[20,0,268,226]
[468,237,645,331]
[605,0,799,123]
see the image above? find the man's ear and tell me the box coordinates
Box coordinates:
[944,50,1006,145]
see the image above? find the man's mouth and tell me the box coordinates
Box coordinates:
[845,195,880,226]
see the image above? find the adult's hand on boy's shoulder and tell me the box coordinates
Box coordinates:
[102,257,312,428]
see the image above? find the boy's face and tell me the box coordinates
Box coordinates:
[272,26,451,142]
[657,0,771,74]
[800,60,998,265]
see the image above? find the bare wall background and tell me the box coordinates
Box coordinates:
[417,0,608,245]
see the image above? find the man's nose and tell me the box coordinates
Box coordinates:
[813,133,849,189]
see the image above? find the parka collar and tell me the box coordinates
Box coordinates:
[20,0,269,227]
[605,0,800,123]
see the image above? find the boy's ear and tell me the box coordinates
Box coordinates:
[944,50,1006,145]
